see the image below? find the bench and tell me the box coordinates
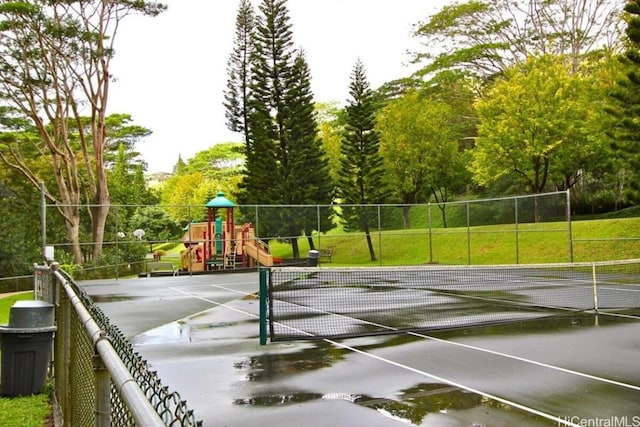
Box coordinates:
[145,261,178,277]
[206,259,224,270]
[318,248,333,263]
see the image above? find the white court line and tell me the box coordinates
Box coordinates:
[271,298,640,391]
[407,330,640,392]
[169,286,259,319]
[207,283,257,295]
[273,314,583,427]
[169,286,581,426]
[169,285,637,425]
[599,311,640,320]
[178,281,257,289]
[191,284,640,391]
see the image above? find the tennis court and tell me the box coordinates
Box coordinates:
[83,261,640,426]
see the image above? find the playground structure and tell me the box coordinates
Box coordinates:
[180,192,282,272]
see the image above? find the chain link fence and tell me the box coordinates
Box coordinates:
[41,263,202,426]
[42,190,640,270]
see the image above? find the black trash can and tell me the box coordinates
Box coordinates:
[0,301,56,396]
[307,250,320,267]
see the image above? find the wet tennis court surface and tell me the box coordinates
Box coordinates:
[81,271,640,426]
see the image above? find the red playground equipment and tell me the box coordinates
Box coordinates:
[180,192,281,272]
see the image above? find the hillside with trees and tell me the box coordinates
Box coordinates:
[1,0,639,276]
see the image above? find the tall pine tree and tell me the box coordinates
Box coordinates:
[224,0,255,149]
[608,0,640,204]
[237,0,334,258]
[237,0,290,212]
[338,59,387,261]
[282,50,335,254]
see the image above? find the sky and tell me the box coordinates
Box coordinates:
[107,0,449,173]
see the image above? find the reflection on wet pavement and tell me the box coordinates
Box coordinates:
[91,294,144,303]
[233,341,346,381]
[134,321,192,345]
[232,381,552,425]
[228,312,632,425]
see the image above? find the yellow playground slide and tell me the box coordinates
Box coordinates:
[243,242,277,267]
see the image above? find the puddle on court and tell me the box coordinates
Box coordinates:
[233,341,347,381]
[90,294,144,303]
[133,318,256,345]
[231,314,614,383]
[229,336,550,424]
[133,321,192,345]
[233,382,553,425]
[230,313,633,425]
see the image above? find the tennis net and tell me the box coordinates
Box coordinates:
[263,259,640,341]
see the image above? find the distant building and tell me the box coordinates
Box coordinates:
[146,172,172,188]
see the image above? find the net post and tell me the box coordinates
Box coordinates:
[514,198,519,264]
[259,267,268,345]
[428,203,433,264]
[466,201,471,265]
[591,262,599,313]
[567,189,574,263]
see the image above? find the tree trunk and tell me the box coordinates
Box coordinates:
[402,205,411,229]
[306,235,315,250]
[438,204,448,228]
[291,238,300,259]
[62,208,83,265]
[91,203,109,261]
[90,131,110,261]
[364,223,376,261]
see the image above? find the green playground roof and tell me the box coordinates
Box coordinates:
[205,192,236,208]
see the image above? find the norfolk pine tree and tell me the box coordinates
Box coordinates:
[224,0,255,149]
[338,60,387,262]
[607,0,640,204]
[282,51,334,254]
[236,0,291,210]
[236,0,333,258]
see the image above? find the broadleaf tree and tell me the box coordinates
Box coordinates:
[378,90,469,228]
[471,54,609,219]
[0,0,166,264]
[0,179,41,276]
[412,0,623,79]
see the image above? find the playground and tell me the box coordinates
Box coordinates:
[179,192,283,273]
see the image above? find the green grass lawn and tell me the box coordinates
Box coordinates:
[0,292,52,427]
[162,216,640,266]
[1,215,638,425]
[267,217,640,265]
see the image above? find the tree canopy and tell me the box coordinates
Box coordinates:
[0,0,166,264]
[472,54,610,203]
[233,0,334,258]
[412,0,623,79]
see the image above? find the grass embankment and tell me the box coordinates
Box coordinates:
[0,292,52,427]
[2,216,637,426]
[268,217,640,265]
